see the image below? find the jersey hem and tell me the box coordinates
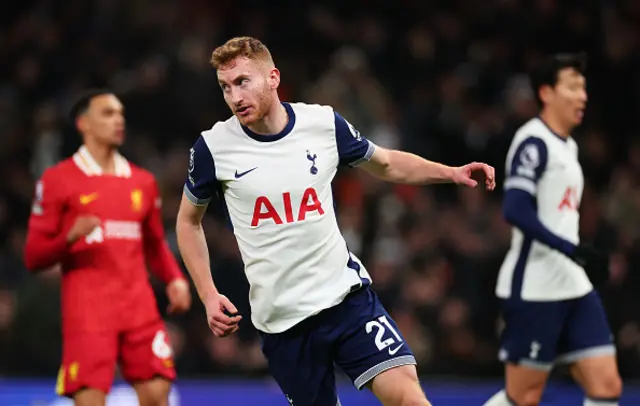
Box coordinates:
[495,286,593,302]
[252,289,353,334]
[556,344,616,364]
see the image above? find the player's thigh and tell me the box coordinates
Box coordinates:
[332,288,421,398]
[133,376,172,406]
[56,331,118,398]
[366,364,430,406]
[260,321,338,406]
[499,299,567,404]
[119,320,176,385]
[557,291,622,398]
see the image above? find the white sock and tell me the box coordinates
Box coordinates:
[483,390,515,406]
[584,397,619,406]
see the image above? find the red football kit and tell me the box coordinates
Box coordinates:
[24,146,185,396]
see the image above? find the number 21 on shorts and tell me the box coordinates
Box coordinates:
[366,315,404,355]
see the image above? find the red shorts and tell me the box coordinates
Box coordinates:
[56,320,176,397]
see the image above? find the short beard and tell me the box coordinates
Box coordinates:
[240,90,272,126]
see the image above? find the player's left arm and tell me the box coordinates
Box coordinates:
[142,176,191,312]
[333,111,495,189]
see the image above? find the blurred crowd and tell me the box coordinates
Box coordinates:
[2,0,640,382]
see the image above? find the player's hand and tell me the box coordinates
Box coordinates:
[571,243,610,287]
[203,293,242,337]
[166,278,192,314]
[66,215,101,243]
[452,162,496,190]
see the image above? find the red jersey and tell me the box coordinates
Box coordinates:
[24,146,185,335]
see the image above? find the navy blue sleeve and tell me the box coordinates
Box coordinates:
[503,190,576,255]
[334,111,376,167]
[502,137,575,256]
[503,136,548,196]
[183,135,219,206]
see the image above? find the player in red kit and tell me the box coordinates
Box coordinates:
[23,89,192,406]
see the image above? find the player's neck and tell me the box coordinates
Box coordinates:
[83,141,118,174]
[246,101,288,135]
[539,111,571,138]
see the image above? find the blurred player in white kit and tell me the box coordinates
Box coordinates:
[484,53,623,406]
[176,36,496,406]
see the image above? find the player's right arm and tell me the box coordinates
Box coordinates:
[176,194,217,301]
[502,137,576,255]
[177,135,241,337]
[24,169,68,271]
[23,169,99,271]
[177,136,219,302]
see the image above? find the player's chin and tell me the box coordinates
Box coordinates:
[573,110,585,125]
[109,134,125,146]
[236,108,261,125]
[236,114,256,127]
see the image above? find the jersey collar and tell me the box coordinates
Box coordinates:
[536,116,569,143]
[73,145,132,177]
[240,102,296,142]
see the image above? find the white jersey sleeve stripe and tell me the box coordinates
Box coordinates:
[183,184,210,206]
[350,142,377,167]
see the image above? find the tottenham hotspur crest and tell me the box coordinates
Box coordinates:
[307,150,318,175]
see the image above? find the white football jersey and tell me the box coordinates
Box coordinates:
[496,117,592,301]
[185,102,374,333]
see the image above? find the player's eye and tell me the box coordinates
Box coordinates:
[220,84,229,92]
[240,78,249,86]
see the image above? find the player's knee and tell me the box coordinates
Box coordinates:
[509,388,544,406]
[586,372,623,399]
[134,378,170,406]
[73,388,107,406]
[370,365,430,406]
[385,390,430,406]
[400,394,432,406]
[397,397,431,406]
[138,392,168,406]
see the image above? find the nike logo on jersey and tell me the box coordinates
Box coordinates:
[388,343,404,355]
[79,192,99,205]
[235,167,258,178]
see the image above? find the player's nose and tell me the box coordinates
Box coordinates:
[578,89,588,103]
[230,88,244,105]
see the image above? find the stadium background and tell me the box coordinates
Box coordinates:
[2,0,640,404]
